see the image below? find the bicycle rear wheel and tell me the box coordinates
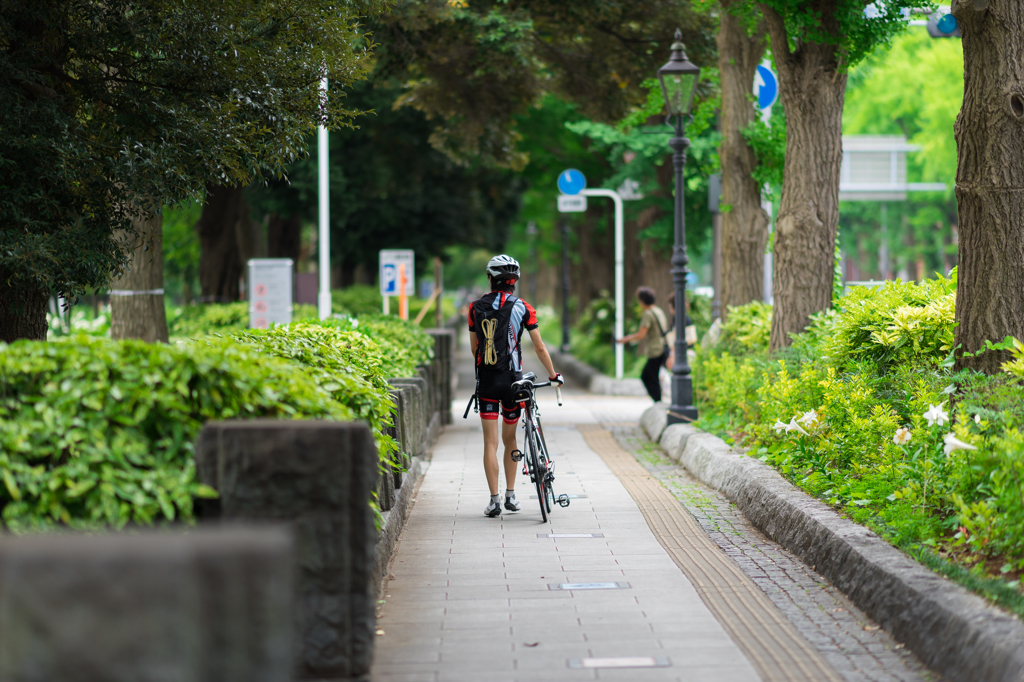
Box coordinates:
[535,418,554,514]
[526,421,547,522]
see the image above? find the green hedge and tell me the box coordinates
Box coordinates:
[0,336,348,531]
[695,275,1024,615]
[0,314,435,532]
[332,284,456,325]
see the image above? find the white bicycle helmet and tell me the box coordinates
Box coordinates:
[486,254,521,280]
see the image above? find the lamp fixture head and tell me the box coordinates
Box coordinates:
[657,29,701,117]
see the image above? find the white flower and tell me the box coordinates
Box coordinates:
[797,409,819,427]
[787,417,809,436]
[943,432,978,456]
[772,418,808,436]
[893,427,912,446]
[974,414,982,424]
[923,404,949,427]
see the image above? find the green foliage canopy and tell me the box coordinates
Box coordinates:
[374,0,716,167]
[0,0,382,304]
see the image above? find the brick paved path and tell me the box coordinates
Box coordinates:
[608,426,935,682]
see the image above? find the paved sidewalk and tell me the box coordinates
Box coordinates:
[609,426,933,682]
[372,392,765,682]
[371,336,931,682]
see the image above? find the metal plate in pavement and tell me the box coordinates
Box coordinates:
[568,657,670,669]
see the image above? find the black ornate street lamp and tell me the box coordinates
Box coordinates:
[659,29,700,424]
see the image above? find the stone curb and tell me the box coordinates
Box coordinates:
[548,348,647,396]
[640,405,1024,682]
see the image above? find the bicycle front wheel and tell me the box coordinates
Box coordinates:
[526,421,547,522]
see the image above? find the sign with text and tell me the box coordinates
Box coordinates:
[248,259,293,329]
[557,195,587,213]
[379,249,415,296]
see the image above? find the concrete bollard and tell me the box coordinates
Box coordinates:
[0,525,293,682]
[195,420,378,680]
[387,388,405,490]
[389,378,425,457]
[426,329,455,425]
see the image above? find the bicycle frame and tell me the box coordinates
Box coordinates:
[512,374,568,521]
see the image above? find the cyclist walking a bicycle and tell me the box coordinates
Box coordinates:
[468,255,563,517]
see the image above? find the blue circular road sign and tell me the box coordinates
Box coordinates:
[937,13,958,33]
[754,64,778,111]
[557,169,587,195]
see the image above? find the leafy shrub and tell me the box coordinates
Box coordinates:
[718,301,772,354]
[48,306,111,339]
[696,277,1024,614]
[230,321,431,463]
[343,315,435,377]
[332,284,455,327]
[821,277,955,367]
[571,291,644,377]
[333,285,384,316]
[168,302,318,338]
[0,336,348,532]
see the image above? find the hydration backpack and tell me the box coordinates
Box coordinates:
[472,294,521,371]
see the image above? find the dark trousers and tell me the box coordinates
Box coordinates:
[641,357,662,402]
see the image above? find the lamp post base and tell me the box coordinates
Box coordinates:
[666,405,699,425]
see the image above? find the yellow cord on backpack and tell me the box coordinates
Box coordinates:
[481,318,498,365]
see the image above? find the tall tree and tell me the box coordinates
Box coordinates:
[194,185,253,303]
[752,0,916,351]
[110,211,169,342]
[717,3,769,314]
[952,1,1024,373]
[0,0,382,341]
[247,78,525,282]
[374,0,716,167]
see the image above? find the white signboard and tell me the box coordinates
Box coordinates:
[379,249,415,296]
[248,259,293,329]
[558,194,587,213]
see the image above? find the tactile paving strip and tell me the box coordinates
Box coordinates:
[579,424,843,682]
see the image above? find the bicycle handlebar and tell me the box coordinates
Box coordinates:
[512,377,563,406]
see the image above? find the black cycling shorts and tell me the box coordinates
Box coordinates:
[478,370,524,423]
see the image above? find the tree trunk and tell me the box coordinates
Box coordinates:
[267,213,302,266]
[762,5,846,352]
[0,285,48,342]
[952,0,1024,374]
[110,211,169,343]
[195,185,251,302]
[718,5,769,318]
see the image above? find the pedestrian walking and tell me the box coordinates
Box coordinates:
[616,286,670,403]
[661,293,697,399]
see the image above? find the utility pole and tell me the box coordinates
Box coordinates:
[561,223,571,352]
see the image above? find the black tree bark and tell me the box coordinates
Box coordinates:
[718,4,769,317]
[952,0,1024,373]
[109,211,169,343]
[762,3,846,352]
[267,213,302,265]
[0,285,48,342]
[195,185,252,302]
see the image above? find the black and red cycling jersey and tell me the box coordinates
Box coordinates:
[467,291,539,373]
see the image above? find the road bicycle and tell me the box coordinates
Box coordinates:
[510,372,570,522]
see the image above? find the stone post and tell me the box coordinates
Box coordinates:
[426,329,455,425]
[195,420,378,680]
[0,525,293,682]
